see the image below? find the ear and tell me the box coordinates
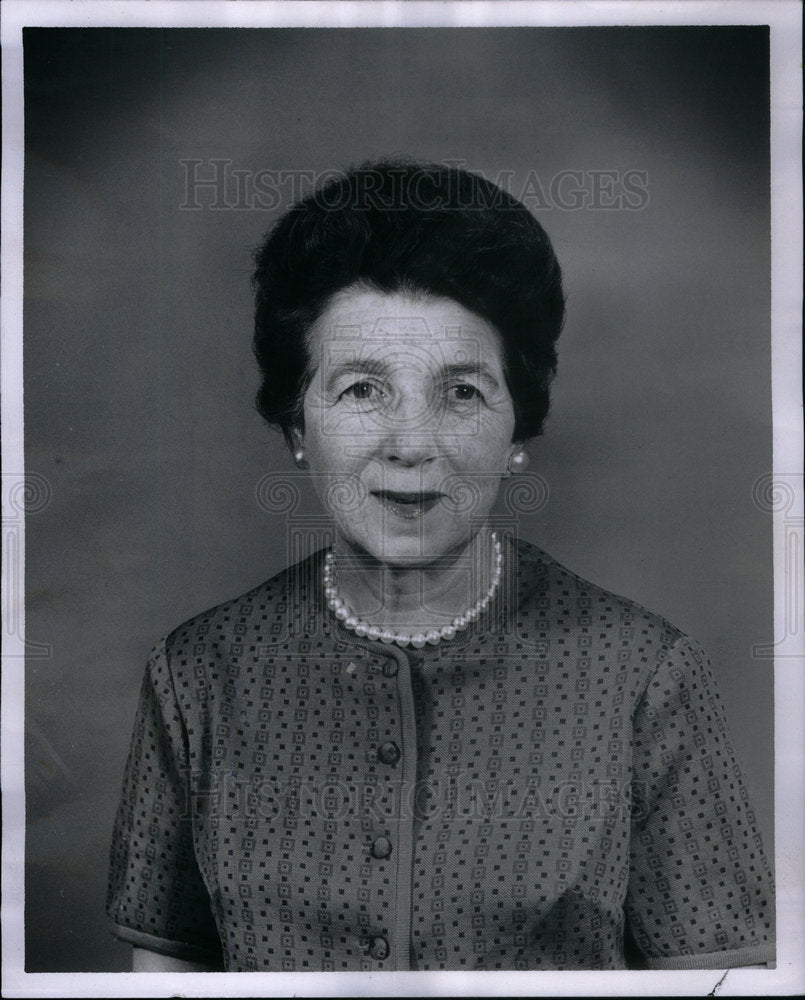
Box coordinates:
[288,427,304,452]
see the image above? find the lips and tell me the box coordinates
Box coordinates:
[370,489,444,519]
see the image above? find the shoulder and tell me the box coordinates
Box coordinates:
[162,548,326,657]
[512,535,683,632]
[510,535,696,676]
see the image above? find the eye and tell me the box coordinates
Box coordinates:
[344,381,376,400]
[338,379,386,405]
[448,383,482,402]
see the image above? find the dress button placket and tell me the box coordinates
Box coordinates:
[354,639,413,969]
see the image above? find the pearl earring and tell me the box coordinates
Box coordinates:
[293,449,308,470]
[508,449,529,474]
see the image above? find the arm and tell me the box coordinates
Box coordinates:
[132,946,220,972]
[626,635,775,969]
[107,641,224,969]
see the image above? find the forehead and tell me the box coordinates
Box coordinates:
[307,288,504,365]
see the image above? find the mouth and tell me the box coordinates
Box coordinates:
[370,490,444,519]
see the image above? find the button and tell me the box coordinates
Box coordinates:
[371,836,393,860]
[377,741,401,766]
[383,660,398,677]
[369,935,390,960]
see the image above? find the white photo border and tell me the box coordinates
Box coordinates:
[2,1,802,997]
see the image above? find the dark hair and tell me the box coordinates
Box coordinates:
[252,159,565,446]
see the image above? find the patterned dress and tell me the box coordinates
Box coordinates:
[107,537,775,970]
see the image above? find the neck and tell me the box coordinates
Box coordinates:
[328,528,498,631]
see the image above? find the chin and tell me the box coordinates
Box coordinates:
[357,532,471,569]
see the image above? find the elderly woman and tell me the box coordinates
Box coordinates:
[107,160,774,972]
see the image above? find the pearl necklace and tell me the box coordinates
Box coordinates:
[322,532,503,649]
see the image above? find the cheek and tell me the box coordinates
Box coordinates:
[304,397,374,458]
[302,425,367,510]
[446,424,512,516]
[306,440,358,479]
[462,414,515,470]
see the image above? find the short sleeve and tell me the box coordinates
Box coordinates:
[106,639,223,964]
[626,636,775,969]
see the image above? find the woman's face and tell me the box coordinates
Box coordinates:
[300,287,518,567]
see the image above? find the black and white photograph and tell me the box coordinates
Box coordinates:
[1,0,802,995]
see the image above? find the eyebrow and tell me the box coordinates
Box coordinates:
[323,358,390,393]
[323,358,502,394]
[441,362,502,391]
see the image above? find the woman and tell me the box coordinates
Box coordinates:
[107,160,775,971]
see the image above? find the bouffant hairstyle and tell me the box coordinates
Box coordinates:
[252,159,565,446]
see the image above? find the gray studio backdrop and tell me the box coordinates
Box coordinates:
[23,27,772,971]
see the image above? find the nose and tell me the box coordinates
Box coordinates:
[384,436,439,466]
[377,389,441,467]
